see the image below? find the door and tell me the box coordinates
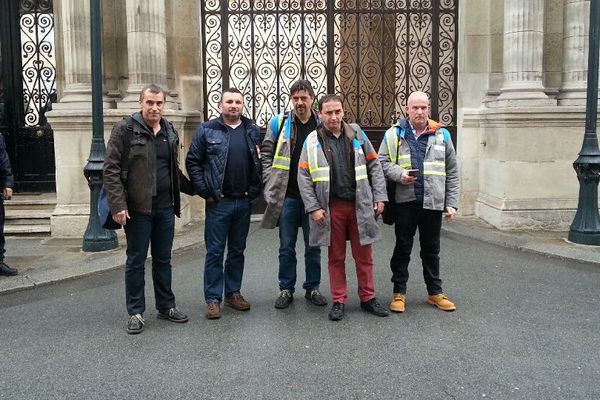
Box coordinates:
[0,0,56,193]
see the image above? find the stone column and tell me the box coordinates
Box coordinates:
[55,0,91,107]
[558,0,591,106]
[493,0,555,106]
[118,0,178,108]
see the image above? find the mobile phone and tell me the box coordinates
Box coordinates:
[406,169,420,177]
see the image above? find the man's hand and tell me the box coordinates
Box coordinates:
[310,209,326,226]
[373,201,384,215]
[444,206,457,221]
[2,188,12,200]
[113,210,130,226]
[400,170,417,185]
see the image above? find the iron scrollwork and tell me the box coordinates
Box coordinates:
[200,0,457,130]
[19,0,56,128]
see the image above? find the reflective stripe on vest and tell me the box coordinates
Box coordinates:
[307,135,330,182]
[272,113,292,171]
[423,131,446,176]
[387,127,412,168]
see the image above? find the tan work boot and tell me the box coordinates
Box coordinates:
[426,293,456,312]
[389,293,406,313]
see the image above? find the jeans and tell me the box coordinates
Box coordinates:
[390,201,443,295]
[328,199,375,304]
[124,208,176,315]
[278,196,321,293]
[204,197,251,303]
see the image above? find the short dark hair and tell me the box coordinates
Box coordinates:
[318,94,343,111]
[220,87,244,102]
[139,84,166,102]
[290,79,315,98]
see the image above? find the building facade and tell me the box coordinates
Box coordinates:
[0,0,596,237]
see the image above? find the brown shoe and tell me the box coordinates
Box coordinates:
[426,293,456,312]
[390,293,406,313]
[224,292,251,311]
[206,302,221,319]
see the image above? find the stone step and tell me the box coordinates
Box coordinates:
[3,193,55,237]
[4,193,57,210]
[4,224,51,235]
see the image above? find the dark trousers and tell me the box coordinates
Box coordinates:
[124,208,176,315]
[390,201,443,295]
[203,198,251,303]
[278,196,321,292]
[0,199,5,262]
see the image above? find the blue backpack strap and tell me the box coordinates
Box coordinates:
[270,114,281,140]
[270,112,290,141]
[440,127,451,143]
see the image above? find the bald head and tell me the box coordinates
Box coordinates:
[406,91,430,131]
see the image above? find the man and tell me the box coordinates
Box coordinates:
[186,88,262,320]
[378,91,459,313]
[0,132,17,277]
[298,94,389,321]
[104,84,192,334]
[261,79,327,309]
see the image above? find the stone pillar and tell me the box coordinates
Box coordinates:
[492,0,555,106]
[118,0,178,108]
[558,0,591,106]
[54,0,91,107]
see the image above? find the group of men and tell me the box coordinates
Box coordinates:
[102,81,459,334]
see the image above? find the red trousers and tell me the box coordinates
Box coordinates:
[328,199,375,304]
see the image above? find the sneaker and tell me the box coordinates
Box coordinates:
[206,302,221,319]
[127,314,144,334]
[224,292,251,311]
[274,289,294,309]
[0,262,18,276]
[360,298,390,317]
[305,289,328,306]
[158,307,189,323]
[328,302,345,321]
[390,293,406,313]
[426,293,456,311]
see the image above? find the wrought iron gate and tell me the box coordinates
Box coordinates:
[200,0,458,140]
[0,0,56,192]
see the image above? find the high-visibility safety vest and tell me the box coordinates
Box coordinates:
[302,127,375,184]
[270,111,293,171]
[384,122,450,177]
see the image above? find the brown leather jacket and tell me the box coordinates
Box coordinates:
[103,112,193,216]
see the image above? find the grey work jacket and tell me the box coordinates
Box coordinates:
[378,119,459,211]
[260,110,319,229]
[298,122,388,247]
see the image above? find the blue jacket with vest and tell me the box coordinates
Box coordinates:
[186,115,262,202]
[378,118,459,211]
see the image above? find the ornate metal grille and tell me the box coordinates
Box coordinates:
[18,0,55,127]
[200,0,457,130]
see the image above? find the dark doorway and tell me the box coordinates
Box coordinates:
[0,0,56,193]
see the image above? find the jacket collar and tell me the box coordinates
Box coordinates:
[130,111,174,137]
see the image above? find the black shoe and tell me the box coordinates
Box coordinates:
[127,314,145,334]
[275,289,294,309]
[305,289,328,306]
[360,298,390,317]
[158,307,189,323]
[0,262,18,276]
[328,302,345,321]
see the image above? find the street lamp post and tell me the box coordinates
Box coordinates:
[82,0,118,252]
[568,0,600,245]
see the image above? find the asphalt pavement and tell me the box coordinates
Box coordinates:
[0,218,599,399]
